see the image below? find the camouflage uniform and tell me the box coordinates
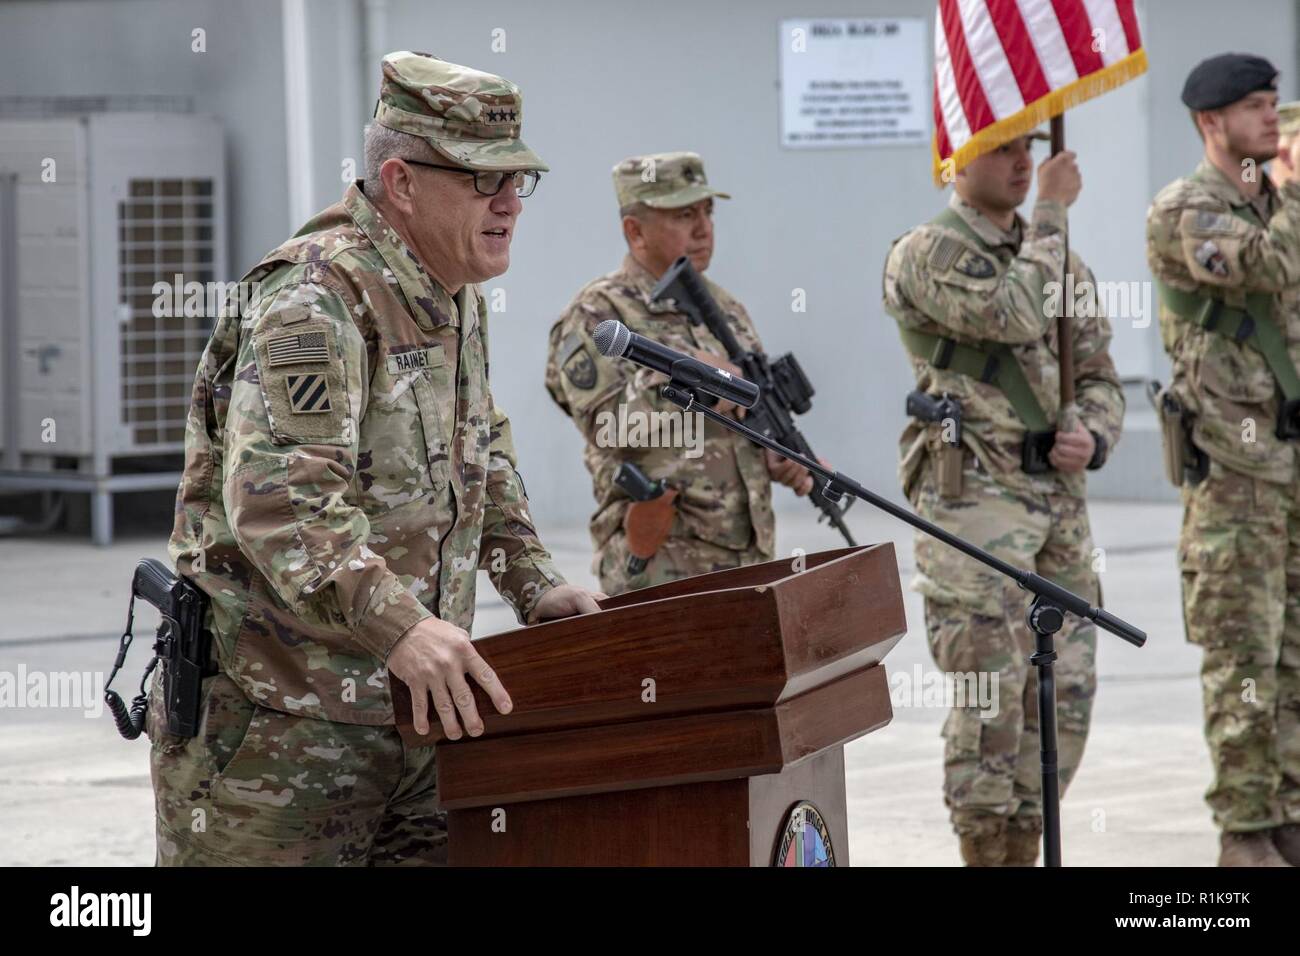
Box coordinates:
[1148,158,1300,835]
[545,154,775,595]
[1271,102,1300,189]
[883,192,1124,850]
[150,52,563,866]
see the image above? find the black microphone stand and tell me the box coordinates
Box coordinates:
[658,382,1146,868]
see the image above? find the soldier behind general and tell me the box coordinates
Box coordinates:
[883,132,1124,865]
[1267,100,1300,188]
[545,153,813,596]
[150,51,602,866]
[1147,53,1300,867]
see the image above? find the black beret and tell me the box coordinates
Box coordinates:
[1182,53,1279,110]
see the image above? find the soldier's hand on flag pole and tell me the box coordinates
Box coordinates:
[1048,421,1095,472]
[1038,150,1083,206]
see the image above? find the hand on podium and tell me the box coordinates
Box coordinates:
[388,584,605,739]
[529,583,606,622]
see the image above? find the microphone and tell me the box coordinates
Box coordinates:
[592,319,759,409]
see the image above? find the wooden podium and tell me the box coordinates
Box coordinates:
[393,544,906,866]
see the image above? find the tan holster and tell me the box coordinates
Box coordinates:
[623,487,679,561]
[932,429,964,499]
[1147,380,1201,488]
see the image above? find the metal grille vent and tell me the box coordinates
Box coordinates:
[118,178,215,446]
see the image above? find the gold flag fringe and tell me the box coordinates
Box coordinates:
[931,48,1148,186]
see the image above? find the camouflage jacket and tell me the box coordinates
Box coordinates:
[1147,158,1300,484]
[169,182,564,725]
[883,193,1124,499]
[544,254,775,564]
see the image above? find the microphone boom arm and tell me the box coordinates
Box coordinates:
[658,382,1145,648]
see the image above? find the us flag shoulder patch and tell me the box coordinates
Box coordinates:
[267,330,330,367]
[286,373,332,414]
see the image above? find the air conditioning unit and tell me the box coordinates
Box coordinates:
[0,111,226,543]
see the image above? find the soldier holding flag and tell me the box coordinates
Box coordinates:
[883,0,1140,865]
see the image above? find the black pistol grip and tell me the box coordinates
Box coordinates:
[134,558,178,610]
[614,462,663,502]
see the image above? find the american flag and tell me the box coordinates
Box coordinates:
[267,330,330,367]
[932,0,1147,182]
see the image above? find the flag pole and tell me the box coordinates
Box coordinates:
[1051,114,1077,422]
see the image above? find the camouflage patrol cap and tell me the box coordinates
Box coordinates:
[374,51,548,172]
[612,152,730,210]
[1280,101,1300,138]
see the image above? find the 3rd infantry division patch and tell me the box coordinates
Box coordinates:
[286,373,333,414]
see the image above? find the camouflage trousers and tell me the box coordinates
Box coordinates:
[595,528,769,596]
[1179,459,1300,833]
[910,455,1098,838]
[148,671,447,866]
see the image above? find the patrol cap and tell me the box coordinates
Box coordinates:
[1181,53,1279,111]
[612,152,730,210]
[373,51,547,171]
[1280,101,1300,137]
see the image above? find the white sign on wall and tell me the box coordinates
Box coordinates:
[779,18,928,149]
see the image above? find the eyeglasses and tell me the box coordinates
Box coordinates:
[400,160,541,198]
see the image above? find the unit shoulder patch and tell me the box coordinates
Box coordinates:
[286,373,332,414]
[563,346,598,390]
[954,249,996,279]
[252,322,349,446]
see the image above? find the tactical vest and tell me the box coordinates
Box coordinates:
[896,207,1052,434]
[1152,202,1300,439]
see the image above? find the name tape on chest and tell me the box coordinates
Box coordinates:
[386,346,445,375]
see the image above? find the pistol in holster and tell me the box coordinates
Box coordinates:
[906,389,965,497]
[105,558,214,740]
[614,462,679,576]
[1146,379,1208,488]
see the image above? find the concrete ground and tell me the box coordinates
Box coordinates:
[0,496,1218,866]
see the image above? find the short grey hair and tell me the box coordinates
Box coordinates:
[619,201,652,220]
[363,122,441,204]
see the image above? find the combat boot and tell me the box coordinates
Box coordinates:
[1005,820,1043,866]
[1271,824,1300,866]
[1218,831,1291,866]
[959,822,1007,866]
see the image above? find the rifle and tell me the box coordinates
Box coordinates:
[650,256,855,546]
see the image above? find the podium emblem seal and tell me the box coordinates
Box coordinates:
[774,801,835,867]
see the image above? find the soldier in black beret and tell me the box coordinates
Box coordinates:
[1148,52,1300,867]
[1182,52,1279,112]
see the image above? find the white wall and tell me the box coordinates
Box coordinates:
[2,0,1296,529]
